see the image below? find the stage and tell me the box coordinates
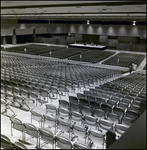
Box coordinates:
[68,43,107,50]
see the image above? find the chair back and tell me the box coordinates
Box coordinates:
[45,104,57,116]
[24,123,38,138]
[55,135,72,149]
[115,124,129,135]
[38,128,54,145]
[10,117,25,132]
[74,142,90,149]
[72,124,87,143]
[89,130,105,148]
[84,115,97,129]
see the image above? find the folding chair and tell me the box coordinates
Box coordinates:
[45,104,57,117]
[81,106,92,116]
[69,96,79,104]
[9,117,25,142]
[70,111,83,126]
[98,119,114,134]
[30,109,43,128]
[43,114,57,134]
[58,107,70,121]
[90,101,100,115]
[59,99,69,110]
[94,108,106,121]
[13,95,30,111]
[37,89,49,106]
[58,85,69,98]
[89,129,106,149]
[84,115,98,130]
[72,124,88,145]
[38,128,55,149]
[57,118,72,139]
[29,91,38,104]
[23,123,39,148]
[107,112,120,124]
[55,135,73,149]
[114,124,129,139]
[70,102,80,112]
[49,87,59,102]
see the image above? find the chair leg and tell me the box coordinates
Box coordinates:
[11,125,13,136]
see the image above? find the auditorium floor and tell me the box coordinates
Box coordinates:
[1,43,146,149]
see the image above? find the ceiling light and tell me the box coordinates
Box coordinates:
[133,21,136,25]
[87,20,90,25]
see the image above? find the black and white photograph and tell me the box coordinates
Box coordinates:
[1,1,146,149]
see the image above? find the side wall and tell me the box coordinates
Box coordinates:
[69,24,146,37]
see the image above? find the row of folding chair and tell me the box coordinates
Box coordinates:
[2,71,101,94]
[102,52,145,67]
[45,102,137,129]
[75,92,141,118]
[1,53,122,81]
[9,117,111,149]
[69,50,115,63]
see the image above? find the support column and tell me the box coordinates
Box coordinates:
[3,36,6,45]
[12,29,16,44]
[33,28,36,42]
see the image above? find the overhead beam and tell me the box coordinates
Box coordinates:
[1,12,146,15]
[1,1,146,9]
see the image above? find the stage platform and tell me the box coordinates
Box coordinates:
[68,43,107,50]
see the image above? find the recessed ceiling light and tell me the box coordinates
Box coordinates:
[133,21,136,25]
[87,20,90,25]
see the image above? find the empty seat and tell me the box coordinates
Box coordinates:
[58,107,70,121]
[23,123,39,148]
[72,124,88,145]
[84,115,98,130]
[59,99,69,110]
[30,109,43,127]
[89,129,106,149]
[55,135,73,149]
[69,96,79,104]
[114,124,129,139]
[107,112,120,124]
[45,104,57,117]
[101,103,112,114]
[38,128,55,149]
[121,116,135,127]
[94,109,106,120]
[81,106,92,116]
[98,119,114,134]
[43,114,57,134]
[57,118,71,139]
[9,117,25,142]
[49,87,59,102]
[70,111,83,126]
[70,102,80,112]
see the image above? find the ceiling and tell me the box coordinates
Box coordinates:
[1,1,146,22]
